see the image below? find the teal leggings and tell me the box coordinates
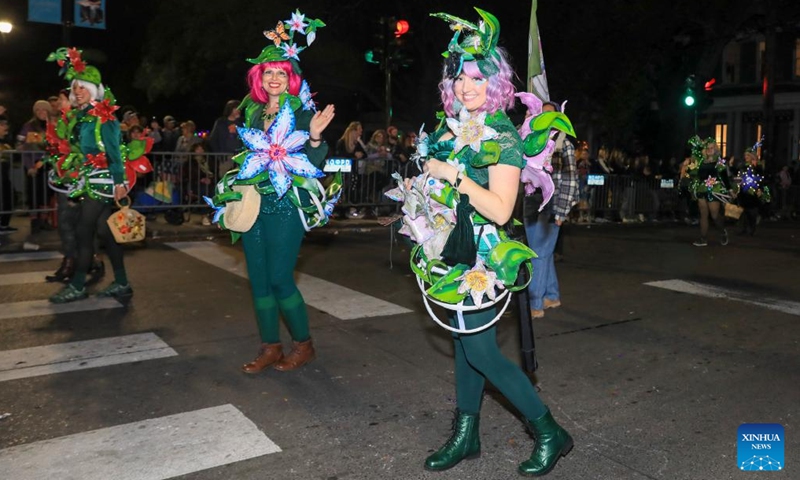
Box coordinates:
[241,210,310,344]
[450,306,547,420]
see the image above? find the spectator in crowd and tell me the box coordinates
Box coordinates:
[17,100,52,234]
[364,129,392,217]
[335,121,367,218]
[778,165,792,220]
[395,130,420,179]
[208,99,243,155]
[386,125,400,156]
[47,95,61,121]
[120,110,139,140]
[575,147,591,222]
[526,101,578,319]
[175,120,201,153]
[159,115,179,151]
[187,142,215,226]
[0,115,14,233]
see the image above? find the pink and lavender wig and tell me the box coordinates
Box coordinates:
[246,61,302,104]
[439,47,517,117]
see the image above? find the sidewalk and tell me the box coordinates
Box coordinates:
[0,212,385,253]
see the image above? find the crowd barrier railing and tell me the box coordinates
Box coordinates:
[2,150,799,220]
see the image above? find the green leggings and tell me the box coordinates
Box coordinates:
[241,210,310,344]
[450,306,547,420]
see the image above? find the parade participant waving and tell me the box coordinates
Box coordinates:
[45,48,152,303]
[205,10,339,373]
[385,8,572,476]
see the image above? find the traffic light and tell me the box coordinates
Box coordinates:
[683,75,696,107]
[394,20,409,37]
[365,17,412,70]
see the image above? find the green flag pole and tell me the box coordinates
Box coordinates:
[527,0,549,101]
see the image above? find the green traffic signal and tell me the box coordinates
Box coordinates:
[684,90,695,107]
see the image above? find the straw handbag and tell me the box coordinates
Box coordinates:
[724,202,744,220]
[106,197,146,243]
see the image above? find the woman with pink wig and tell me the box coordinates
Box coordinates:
[407,8,574,476]
[206,11,336,373]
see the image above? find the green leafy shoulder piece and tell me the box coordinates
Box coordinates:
[479,111,524,170]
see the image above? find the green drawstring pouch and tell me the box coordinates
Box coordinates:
[441,194,479,267]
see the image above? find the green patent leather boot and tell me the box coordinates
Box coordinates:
[424,410,480,471]
[519,409,573,476]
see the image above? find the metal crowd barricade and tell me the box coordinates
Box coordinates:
[0,150,238,216]
[0,149,53,216]
[583,173,682,219]
[10,151,789,221]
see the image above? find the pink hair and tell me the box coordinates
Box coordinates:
[246,61,302,104]
[439,46,517,117]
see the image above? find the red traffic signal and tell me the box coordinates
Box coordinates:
[395,20,409,37]
[704,78,716,91]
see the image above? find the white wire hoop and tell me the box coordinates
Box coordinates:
[415,270,513,334]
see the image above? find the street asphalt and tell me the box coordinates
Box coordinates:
[0,214,798,479]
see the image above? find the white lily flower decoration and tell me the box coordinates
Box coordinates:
[446,108,498,155]
[286,10,308,34]
[456,259,505,308]
[280,42,305,61]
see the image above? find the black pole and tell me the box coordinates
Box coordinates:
[513,194,538,373]
[61,0,73,46]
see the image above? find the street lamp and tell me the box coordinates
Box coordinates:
[0,21,12,34]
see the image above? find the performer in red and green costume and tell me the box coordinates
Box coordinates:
[205,10,340,373]
[44,47,152,303]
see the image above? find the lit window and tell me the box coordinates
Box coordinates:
[796,39,800,78]
[715,124,728,158]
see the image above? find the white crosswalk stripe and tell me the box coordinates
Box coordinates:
[168,241,412,320]
[0,251,62,262]
[645,279,800,317]
[0,297,124,321]
[0,271,52,286]
[0,253,282,478]
[0,404,281,480]
[0,333,178,382]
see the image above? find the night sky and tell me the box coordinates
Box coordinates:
[0,1,542,136]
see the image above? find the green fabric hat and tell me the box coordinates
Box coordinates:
[46,47,102,84]
[75,65,102,86]
[431,7,502,78]
[246,10,326,74]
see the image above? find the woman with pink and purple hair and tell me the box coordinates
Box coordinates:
[209,11,335,374]
[410,9,573,476]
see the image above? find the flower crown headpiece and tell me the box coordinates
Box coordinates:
[430,7,501,79]
[46,47,102,85]
[745,136,765,154]
[246,9,326,74]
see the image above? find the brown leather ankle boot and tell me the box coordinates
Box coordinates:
[274,339,315,371]
[241,343,284,374]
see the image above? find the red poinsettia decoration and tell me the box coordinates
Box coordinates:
[45,122,70,156]
[88,99,119,124]
[67,48,86,73]
[124,137,155,188]
[85,152,108,169]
